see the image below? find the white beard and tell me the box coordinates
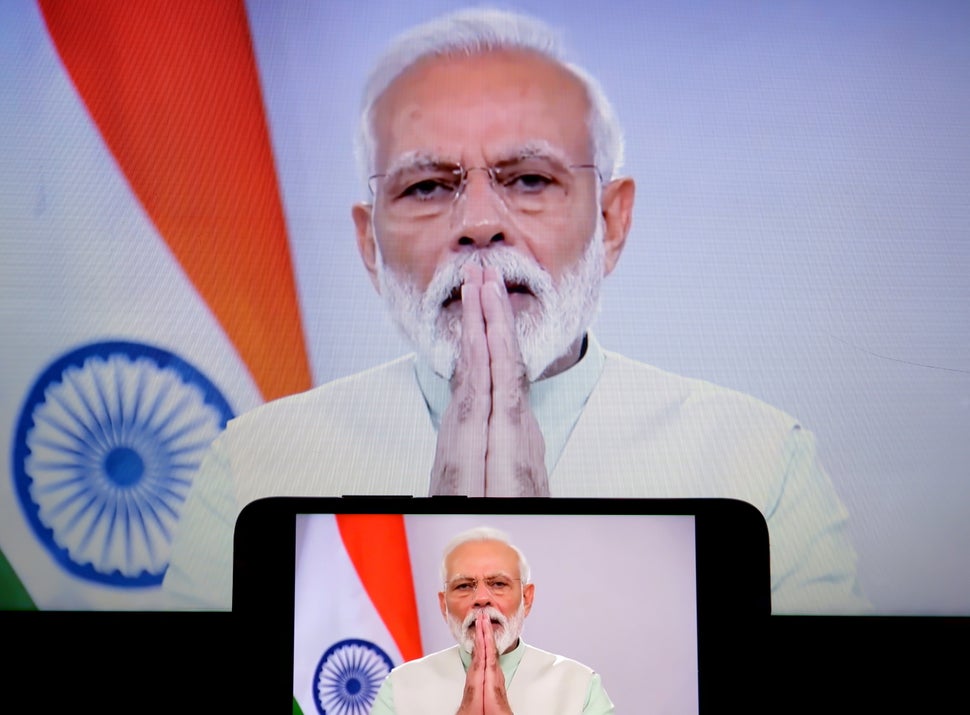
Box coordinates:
[446,603,526,655]
[376,223,605,381]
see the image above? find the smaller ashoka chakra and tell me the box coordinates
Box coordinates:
[314,638,395,715]
[12,341,234,587]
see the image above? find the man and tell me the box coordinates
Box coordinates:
[163,7,868,614]
[370,527,614,714]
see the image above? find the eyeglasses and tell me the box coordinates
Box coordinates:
[368,157,600,221]
[444,575,522,598]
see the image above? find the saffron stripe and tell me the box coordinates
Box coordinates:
[39,0,312,401]
[337,514,424,662]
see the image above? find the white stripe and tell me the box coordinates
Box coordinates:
[292,514,402,713]
[0,4,262,610]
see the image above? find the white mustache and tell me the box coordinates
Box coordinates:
[463,606,507,631]
[424,248,552,310]
[377,226,605,382]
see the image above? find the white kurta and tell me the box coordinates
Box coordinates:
[163,337,868,614]
[376,643,606,715]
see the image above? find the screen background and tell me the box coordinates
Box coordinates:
[1,0,967,615]
[293,513,698,714]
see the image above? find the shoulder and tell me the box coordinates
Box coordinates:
[597,349,801,433]
[555,348,813,502]
[227,355,418,427]
[389,646,462,680]
[216,354,425,448]
[207,354,436,499]
[520,643,596,676]
[394,645,460,666]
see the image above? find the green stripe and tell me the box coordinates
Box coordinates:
[292,696,303,715]
[0,547,36,610]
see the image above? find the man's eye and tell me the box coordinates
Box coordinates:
[453,581,474,591]
[505,172,554,193]
[400,178,455,200]
[488,580,510,590]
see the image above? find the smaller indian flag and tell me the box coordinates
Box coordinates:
[293,514,423,715]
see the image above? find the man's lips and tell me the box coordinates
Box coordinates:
[442,281,534,308]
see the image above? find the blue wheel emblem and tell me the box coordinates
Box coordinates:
[12,341,234,587]
[314,638,395,715]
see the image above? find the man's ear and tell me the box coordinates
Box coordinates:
[522,582,535,617]
[352,202,380,292]
[438,590,447,619]
[600,176,635,277]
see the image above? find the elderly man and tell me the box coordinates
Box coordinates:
[163,7,868,614]
[370,527,613,714]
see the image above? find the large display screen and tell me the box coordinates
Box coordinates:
[1,1,967,616]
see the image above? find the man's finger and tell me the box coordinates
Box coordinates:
[480,266,521,391]
[474,611,487,666]
[481,610,498,667]
[456,611,486,714]
[479,609,512,714]
[479,268,550,497]
[429,264,490,495]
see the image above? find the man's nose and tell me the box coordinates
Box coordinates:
[452,168,509,248]
[472,581,493,606]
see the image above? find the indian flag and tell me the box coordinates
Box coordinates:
[0,1,310,610]
[294,514,424,715]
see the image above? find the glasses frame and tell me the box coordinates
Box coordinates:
[367,160,602,209]
[443,575,524,599]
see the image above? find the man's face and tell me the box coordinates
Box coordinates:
[353,49,634,379]
[438,539,535,655]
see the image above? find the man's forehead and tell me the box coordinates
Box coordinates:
[446,539,521,576]
[370,48,592,173]
[378,46,581,99]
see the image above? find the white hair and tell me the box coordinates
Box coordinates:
[355,7,625,194]
[439,526,532,586]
